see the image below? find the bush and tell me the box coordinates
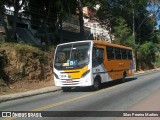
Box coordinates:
[139,42,158,62]
[154,55,160,67]
[37,52,48,64]
[16,43,39,57]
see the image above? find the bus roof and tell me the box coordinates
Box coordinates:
[57,40,91,46]
[57,40,132,50]
[92,40,132,50]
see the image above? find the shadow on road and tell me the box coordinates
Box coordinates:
[101,77,137,89]
[66,77,137,92]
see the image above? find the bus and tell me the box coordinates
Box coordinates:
[53,40,136,92]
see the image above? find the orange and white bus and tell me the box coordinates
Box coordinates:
[53,40,136,92]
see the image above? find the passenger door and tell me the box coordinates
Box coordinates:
[92,45,108,83]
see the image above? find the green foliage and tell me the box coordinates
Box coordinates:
[15,43,51,65]
[155,44,160,67]
[113,17,134,47]
[41,45,55,53]
[0,50,8,69]
[97,0,155,45]
[157,44,160,51]
[156,33,160,44]
[37,52,48,64]
[139,42,158,62]
[16,43,39,58]
[154,55,160,67]
[47,46,55,55]
[28,0,78,26]
[81,0,98,8]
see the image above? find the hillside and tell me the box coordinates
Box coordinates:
[0,43,159,95]
[0,43,54,95]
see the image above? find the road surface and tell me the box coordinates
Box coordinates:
[0,70,160,120]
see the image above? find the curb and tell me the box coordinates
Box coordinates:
[134,68,160,75]
[0,86,61,103]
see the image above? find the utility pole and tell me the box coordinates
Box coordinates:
[132,9,152,71]
[132,9,135,45]
[132,9,137,71]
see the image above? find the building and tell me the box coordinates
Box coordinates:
[83,5,112,43]
[1,5,112,45]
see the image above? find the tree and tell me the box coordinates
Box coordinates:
[97,0,154,45]
[156,31,160,43]
[11,0,26,40]
[96,0,113,41]
[26,0,97,43]
[27,0,78,44]
[77,0,84,36]
[77,0,98,37]
[0,0,27,41]
[113,17,134,47]
[0,0,11,40]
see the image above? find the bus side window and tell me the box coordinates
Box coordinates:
[127,50,133,60]
[96,48,104,63]
[92,47,104,66]
[115,48,121,60]
[107,46,115,60]
[121,49,127,59]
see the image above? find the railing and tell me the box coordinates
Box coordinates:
[5,9,31,19]
[5,9,14,16]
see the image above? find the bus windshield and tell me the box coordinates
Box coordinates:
[54,42,90,70]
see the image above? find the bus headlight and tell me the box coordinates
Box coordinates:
[82,70,90,78]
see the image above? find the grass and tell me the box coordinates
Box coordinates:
[0,42,55,94]
[0,42,55,59]
[0,42,55,53]
[0,42,55,77]
[16,43,40,59]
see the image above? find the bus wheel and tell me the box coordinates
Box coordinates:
[121,72,126,83]
[62,87,71,92]
[92,79,101,91]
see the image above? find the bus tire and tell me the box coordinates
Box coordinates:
[62,87,71,92]
[91,78,101,91]
[121,71,126,83]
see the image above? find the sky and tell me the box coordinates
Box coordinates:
[146,2,160,29]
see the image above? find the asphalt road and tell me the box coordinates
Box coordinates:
[0,71,160,120]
